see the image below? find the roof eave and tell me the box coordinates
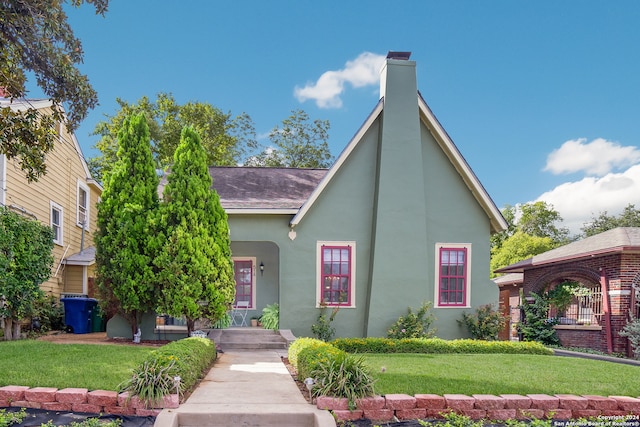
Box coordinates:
[290,99,385,228]
[418,94,507,234]
[225,208,299,215]
[497,245,640,273]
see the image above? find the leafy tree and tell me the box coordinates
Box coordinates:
[153,126,235,335]
[88,93,256,180]
[95,113,159,338]
[0,0,108,181]
[490,231,555,276]
[244,109,333,168]
[581,204,640,237]
[518,201,570,244]
[0,207,54,340]
[490,202,570,276]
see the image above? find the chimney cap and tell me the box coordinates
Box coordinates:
[386,51,411,60]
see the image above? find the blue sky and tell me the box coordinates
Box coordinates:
[50,1,640,235]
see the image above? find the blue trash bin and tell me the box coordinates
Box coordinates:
[61,297,98,334]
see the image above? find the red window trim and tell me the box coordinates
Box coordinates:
[438,246,467,307]
[320,244,352,307]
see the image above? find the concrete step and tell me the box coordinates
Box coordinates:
[208,328,289,350]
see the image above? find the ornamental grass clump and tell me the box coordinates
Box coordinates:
[311,352,375,410]
[118,358,177,408]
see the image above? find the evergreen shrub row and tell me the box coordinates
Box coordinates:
[331,337,553,355]
[119,337,216,406]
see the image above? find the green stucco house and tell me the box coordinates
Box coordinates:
[216,52,507,339]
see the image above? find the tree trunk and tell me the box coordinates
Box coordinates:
[3,318,13,341]
[186,318,195,337]
[3,318,21,340]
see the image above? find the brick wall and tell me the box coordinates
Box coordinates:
[0,386,178,416]
[317,393,640,423]
[521,253,640,354]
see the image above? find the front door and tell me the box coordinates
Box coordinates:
[233,258,255,309]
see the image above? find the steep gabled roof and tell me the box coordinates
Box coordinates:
[289,94,507,233]
[497,227,640,273]
[417,93,506,234]
[206,166,327,213]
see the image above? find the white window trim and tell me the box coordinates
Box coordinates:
[316,241,356,308]
[434,243,472,308]
[76,180,90,228]
[232,257,257,309]
[50,201,64,246]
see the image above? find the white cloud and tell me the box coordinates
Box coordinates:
[294,52,386,109]
[535,164,640,234]
[544,138,640,176]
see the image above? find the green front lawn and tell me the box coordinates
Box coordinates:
[0,340,154,391]
[363,353,640,396]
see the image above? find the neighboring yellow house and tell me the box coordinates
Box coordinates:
[0,98,102,299]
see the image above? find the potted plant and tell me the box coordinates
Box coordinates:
[250,316,259,327]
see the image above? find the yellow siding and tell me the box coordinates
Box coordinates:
[4,105,101,298]
[64,266,84,294]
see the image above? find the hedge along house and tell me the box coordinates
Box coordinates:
[210,52,508,339]
[495,227,640,355]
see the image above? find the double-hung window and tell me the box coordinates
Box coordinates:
[435,244,471,307]
[317,241,355,307]
[50,201,63,246]
[77,181,89,227]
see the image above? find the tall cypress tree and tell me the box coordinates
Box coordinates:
[95,113,159,338]
[154,126,234,335]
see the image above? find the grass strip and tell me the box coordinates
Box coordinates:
[363,353,640,396]
[0,340,154,391]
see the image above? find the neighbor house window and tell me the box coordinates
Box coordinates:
[233,258,256,309]
[77,181,89,227]
[435,244,471,307]
[317,241,355,307]
[50,201,63,246]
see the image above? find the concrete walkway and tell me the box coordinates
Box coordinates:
[154,350,336,427]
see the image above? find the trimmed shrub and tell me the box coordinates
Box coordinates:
[620,318,640,359]
[331,337,553,355]
[288,337,325,368]
[387,301,436,339]
[119,337,216,407]
[458,303,508,340]
[297,341,345,380]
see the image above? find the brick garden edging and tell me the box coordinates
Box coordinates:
[0,385,179,417]
[316,393,640,423]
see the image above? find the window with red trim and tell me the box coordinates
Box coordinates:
[321,245,352,306]
[438,247,467,306]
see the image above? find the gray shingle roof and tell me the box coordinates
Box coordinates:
[497,227,640,273]
[208,167,327,210]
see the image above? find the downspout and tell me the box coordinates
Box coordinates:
[600,268,613,354]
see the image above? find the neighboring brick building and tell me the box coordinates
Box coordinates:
[496,227,640,355]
